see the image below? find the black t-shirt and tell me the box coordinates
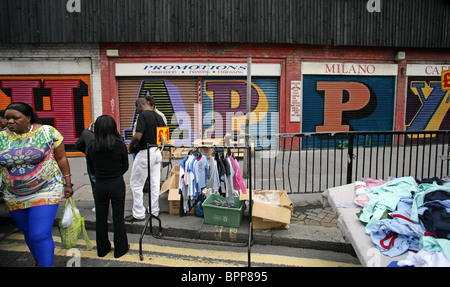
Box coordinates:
[134,110,165,152]
[86,139,129,180]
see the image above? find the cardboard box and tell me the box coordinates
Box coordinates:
[160,173,178,195]
[165,165,196,215]
[193,138,224,158]
[168,189,194,215]
[172,147,190,159]
[249,190,293,230]
[160,165,180,195]
[170,165,180,175]
[162,140,175,159]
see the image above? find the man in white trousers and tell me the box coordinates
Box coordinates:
[126,97,165,222]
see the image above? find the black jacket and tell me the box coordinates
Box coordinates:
[74,129,95,154]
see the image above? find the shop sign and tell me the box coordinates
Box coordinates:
[115,63,281,77]
[157,126,170,145]
[290,81,301,122]
[406,64,450,76]
[302,62,397,76]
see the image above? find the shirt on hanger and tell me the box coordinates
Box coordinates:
[230,155,246,194]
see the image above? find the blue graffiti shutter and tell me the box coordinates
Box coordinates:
[302,75,395,133]
[301,75,396,149]
[406,76,450,131]
[202,77,279,149]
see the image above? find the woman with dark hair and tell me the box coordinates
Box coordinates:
[86,115,129,258]
[0,102,73,267]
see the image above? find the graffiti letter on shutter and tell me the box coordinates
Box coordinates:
[1,79,87,145]
[407,81,450,131]
[315,81,372,132]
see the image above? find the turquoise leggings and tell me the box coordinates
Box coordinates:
[10,204,59,267]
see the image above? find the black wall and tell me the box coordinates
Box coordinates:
[1,0,449,48]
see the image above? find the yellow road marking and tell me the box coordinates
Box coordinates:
[0,233,360,267]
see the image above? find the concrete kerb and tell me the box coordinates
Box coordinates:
[73,185,352,253]
[0,156,354,254]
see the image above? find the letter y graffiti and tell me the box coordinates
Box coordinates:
[408,82,450,131]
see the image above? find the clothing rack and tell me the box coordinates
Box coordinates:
[139,143,254,267]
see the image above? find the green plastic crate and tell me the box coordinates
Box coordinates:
[202,194,245,228]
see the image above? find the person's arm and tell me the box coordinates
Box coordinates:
[86,148,95,177]
[128,131,142,154]
[74,130,86,152]
[54,143,74,198]
[120,141,129,174]
[129,113,144,153]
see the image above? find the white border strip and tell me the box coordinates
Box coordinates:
[0,58,92,75]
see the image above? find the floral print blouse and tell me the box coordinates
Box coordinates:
[0,125,64,212]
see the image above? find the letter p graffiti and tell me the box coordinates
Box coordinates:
[315,81,372,132]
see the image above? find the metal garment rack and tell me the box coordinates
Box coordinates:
[139,143,254,267]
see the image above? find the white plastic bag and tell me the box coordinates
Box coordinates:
[253,191,281,205]
[59,197,93,250]
[61,200,80,228]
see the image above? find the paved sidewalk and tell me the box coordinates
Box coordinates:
[291,206,338,228]
[0,184,350,254]
[0,156,353,255]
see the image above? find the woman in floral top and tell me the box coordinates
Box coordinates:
[0,102,73,267]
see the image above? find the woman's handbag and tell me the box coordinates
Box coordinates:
[59,197,93,250]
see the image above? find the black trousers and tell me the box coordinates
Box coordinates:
[94,176,129,258]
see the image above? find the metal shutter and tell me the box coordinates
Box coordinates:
[0,75,92,152]
[201,77,279,149]
[302,75,396,148]
[117,77,198,145]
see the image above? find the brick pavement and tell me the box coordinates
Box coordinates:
[290,206,338,228]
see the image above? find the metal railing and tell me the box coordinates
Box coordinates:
[244,130,450,194]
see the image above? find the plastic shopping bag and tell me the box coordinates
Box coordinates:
[61,199,76,228]
[59,197,93,250]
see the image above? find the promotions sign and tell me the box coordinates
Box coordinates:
[115,63,281,77]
